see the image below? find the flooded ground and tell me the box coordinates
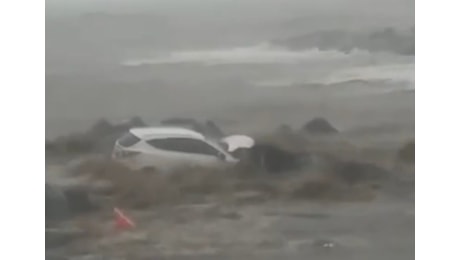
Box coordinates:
[46,2,414,258]
[46,123,414,260]
[46,186,414,260]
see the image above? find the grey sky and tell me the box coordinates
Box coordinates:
[46,0,414,17]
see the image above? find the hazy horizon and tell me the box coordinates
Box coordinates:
[46,0,414,138]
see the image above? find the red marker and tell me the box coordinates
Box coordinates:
[113,207,135,230]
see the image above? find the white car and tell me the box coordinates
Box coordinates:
[112,127,239,171]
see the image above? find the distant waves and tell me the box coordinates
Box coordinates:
[121,43,379,66]
[252,62,414,94]
[120,42,414,95]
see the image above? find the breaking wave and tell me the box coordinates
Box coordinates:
[324,63,414,84]
[119,41,414,95]
[252,62,414,94]
[121,43,378,66]
[272,27,415,56]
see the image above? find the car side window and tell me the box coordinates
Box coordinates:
[147,138,221,157]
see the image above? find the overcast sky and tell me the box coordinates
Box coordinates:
[46,0,414,18]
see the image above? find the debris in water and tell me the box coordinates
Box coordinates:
[114,207,136,230]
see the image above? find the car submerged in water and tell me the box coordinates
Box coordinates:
[112,126,249,172]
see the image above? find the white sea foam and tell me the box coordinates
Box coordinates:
[121,43,373,66]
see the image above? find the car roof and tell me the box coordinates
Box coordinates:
[129,126,205,140]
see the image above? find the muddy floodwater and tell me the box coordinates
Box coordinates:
[46,134,414,260]
[46,2,414,258]
[46,186,413,260]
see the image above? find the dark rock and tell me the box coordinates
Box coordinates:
[46,228,86,249]
[126,116,147,127]
[90,117,146,138]
[88,117,146,153]
[91,134,122,154]
[47,134,95,155]
[46,183,71,226]
[247,143,309,173]
[273,27,415,56]
[89,118,113,137]
[46,184,97,227]
[203,120,224,138]
[331,161,390,185]
[46,117,148,155]
[274,124,308,148]
[302,117,338,134]
[63,187,97,214]
[63,136,94,154]
[397,140,415,164]
[289,178,342,200]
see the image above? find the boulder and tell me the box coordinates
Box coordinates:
[62,136,94,154]
[302,117,338,134]
[89,117,146,138]
[63,187,97,214]
[397,140,415,164]
[46,117,148,155]
[46,228,86,249]
[88,118,113,137]
[46,184,97,227]
[46,183,71,226]
[330,161,390,185]
[274,124,308,149]
[247,143,309,173]
[203,120,224,138]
